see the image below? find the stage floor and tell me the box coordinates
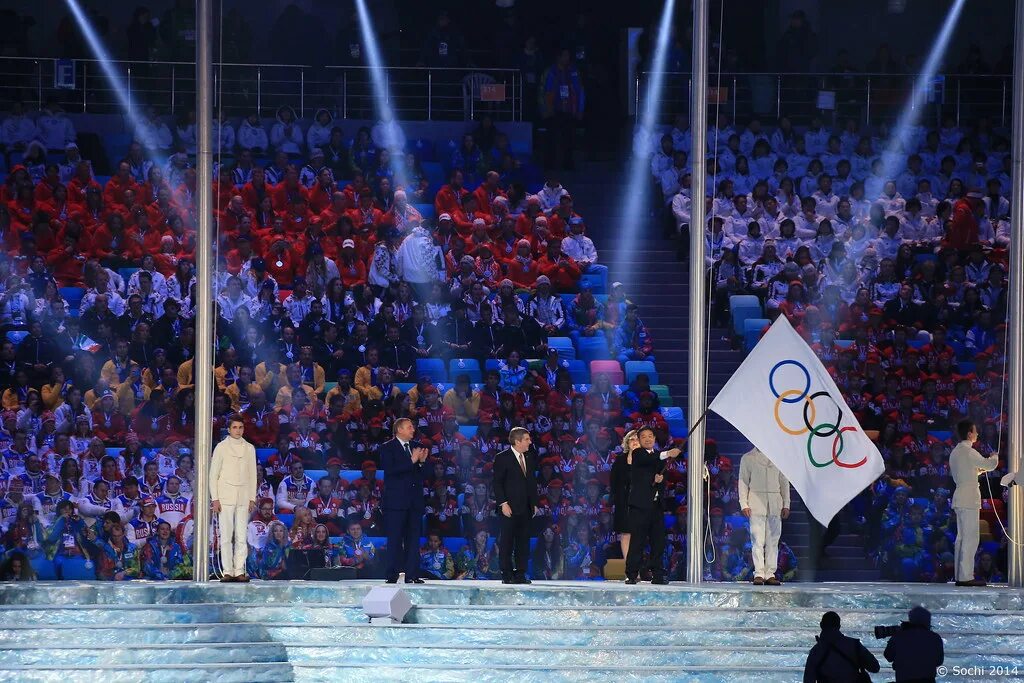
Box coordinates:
[1,580,1022,682]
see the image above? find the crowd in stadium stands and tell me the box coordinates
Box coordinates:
[0,100,720,583]
[654,111,1013,582]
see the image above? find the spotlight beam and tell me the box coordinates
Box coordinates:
[64,0,164,163]
[616,0,678,279]
[879,0,967,184]
[354,0,408,189]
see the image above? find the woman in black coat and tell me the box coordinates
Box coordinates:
[610,429,640,559]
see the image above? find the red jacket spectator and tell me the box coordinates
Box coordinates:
[103,168,139,209]
[434,180,468,218]
[945,195,981,250]
[537,244,582,292]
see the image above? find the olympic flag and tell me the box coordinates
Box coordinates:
[709,316,884,526]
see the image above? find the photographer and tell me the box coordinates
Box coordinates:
[804,611,881,683]
[883,607,944,682]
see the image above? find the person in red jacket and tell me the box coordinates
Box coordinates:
[338,239,367,288]
[47,234,87,287]
[434,169,468,218]
[92,390,128,444]
[103,161,139,209]
[241,167,271,213]
[537,238,582,292]
[242,390,279,447]
[307,168,336,215]
[265,238,298,288]
[218,195,251,235]
[945,191,982,251]
[271,166,307,212]
[507,239,540,290]
[91,213,142,264]
[472,171,506,215]
[212,167,236,212]
[66,162,102,208]
[284,195,315,235]
[514,195,544,237]
[33,164,62,204]
[346,191,382,235]
[318,190,353,230]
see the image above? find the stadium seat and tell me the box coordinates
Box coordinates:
[589,360,624,385]
[458,425,478,439]
[449,358,481,383]
[277,514,295,528]
[305,470,328,482]
[484,359,501,373]
[5,331,27,345]
[576,336,610,362]
[59,557,96,580]
[660,406,685,422]
[928,431,952,442]
[958,361,976,374]
[416,358,447,382]
[256,449,276,465]
[667,417,688,439]
[31,557,57,580]
[625,360,658,385]
[743,318,770,352]
[60,287,85,312]
[650,384,673,406]
[834,339,854,349]
[322,381,337,396]
[414,203,436,220]
[407,138,436,162]
[396,382,415,393]
[565,359,589,384]
[580,272,607,294]
[547,337,575,362]
[118,267,140,283]
[730,295,762,337]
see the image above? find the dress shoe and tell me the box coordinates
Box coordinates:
[385,577,398,584]
[752,577,765,586]
[651,576,669,585]
[235,574,250,583]
[514,576,532,585]
[219,575,236,583]
[501,578,515,585]
[405,578,425,584]
[765,577,782,586]
[955,580,987,587]
[624,577,639,585]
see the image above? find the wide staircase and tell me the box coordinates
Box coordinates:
[1,582,1022,682]
[567,162,877,582]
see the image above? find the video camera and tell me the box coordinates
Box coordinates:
[874,622,910,639]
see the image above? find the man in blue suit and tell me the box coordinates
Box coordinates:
[382,417,428,583]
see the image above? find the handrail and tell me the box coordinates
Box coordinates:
[641,70,1013,78]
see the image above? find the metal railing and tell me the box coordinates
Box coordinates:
[0,57,523,122]
[637,71,1013,128]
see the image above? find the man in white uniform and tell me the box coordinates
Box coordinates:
[739,447,791,585]
[210,415,258,582]
[950,419,999,587]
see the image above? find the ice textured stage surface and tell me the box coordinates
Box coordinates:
[1,581,1023,682]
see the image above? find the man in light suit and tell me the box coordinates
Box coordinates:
[492,427,539,584]
[739,447,791,585]
[210,414,258,582]
[382,417,429,584]
[951,419,999,587]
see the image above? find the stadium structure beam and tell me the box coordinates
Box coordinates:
[1006,0,1024,588]
[686,0,709,584]
[192,0,214,583]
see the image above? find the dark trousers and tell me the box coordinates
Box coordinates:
[499,512,531,578]
[384,506,422,580]
[625,505,666,579]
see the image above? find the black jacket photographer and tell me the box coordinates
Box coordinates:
[883,606,945,683]
[804,611,881,683]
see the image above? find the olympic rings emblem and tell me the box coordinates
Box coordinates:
[769,360,868,469]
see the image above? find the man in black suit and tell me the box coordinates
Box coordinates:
[625,426,682,585]
[492,427,538,584]
[381,417,429,584]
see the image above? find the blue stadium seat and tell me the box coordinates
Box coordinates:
[256,449,276,465]
[625,360,658,385]
[560,294,575,310]
[443,538,468,555]
[422,161,444,186]
[743,318,770,352]
[660,406,685,422]
[834,339,855,349]
[459,425,478,439]
[547,337,575,362]
[277,514,295,528]
[484,358,501,373]
[580,272,607,294]
[449,358,481,383]
[414,203,436,220]
[576,336,610,363]
[907,339,927,350]
[958,361,976,374]
[5,331,27,346]
[31,557,57,580]
[730,295,762,337]
[106,447,125,459]
[667,417,688,439]
[118,267,140,283]
[59,557,96,580]
[306,469,328,482]
[416,358,447,382]
[565,359,589,384]
[573,383,592,394]
[340,470,383,482]
[929,430,952,442]
[650,384,673,406]
[395,382,416,393]
[434,383,452,396]
[406,138,436,162]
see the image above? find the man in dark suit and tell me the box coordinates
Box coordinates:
[492,426,539,584]
[381,417,429,583]
[625,426,682,585]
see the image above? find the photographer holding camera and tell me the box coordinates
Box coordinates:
[882,606,945,683]
[804,611,880,683]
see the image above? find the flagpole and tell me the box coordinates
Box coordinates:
[191,0,213,583]
[686,0,710,584]
[1005,0,1024,588]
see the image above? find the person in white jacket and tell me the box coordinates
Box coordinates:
[1,101,38,152]
[210,416,258,582]
[35,100,76,151]
[739,447,791,585]
[237,113,269,154]
[950,419,999,587]
[306,108,334,152]
[270,105,303,155]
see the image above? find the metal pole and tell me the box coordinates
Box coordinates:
[343,71,348,119]
[127,67,132,119]
[865,78,871,126]
[300,69,305,118]
[192,0,214,584]
[776,75,781,118]
[731,76,736,122]
[687,0,709,585]
[955,77,961,126]
[171,65,176,115]
[428,71,432,121]
[36,61,41,109]
[1005,0,1024,589]
[82,62,87,113]
[1002,78,1007,127]
[256,68,262,117]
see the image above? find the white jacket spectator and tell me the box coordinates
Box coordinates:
[176,122,197,155]
[561,223,599,267]
[135,110,174,151]
[396,226,443,285]
[237,115,269,152]
[671,190,691,230]
[213,117,236,151]
[35,105,76,150]
[270,106,303,155]
[306,109,334,151]
[371,113,406,151]
[538,181,568,213]
[1,103,38,150]
[216,291,254,322]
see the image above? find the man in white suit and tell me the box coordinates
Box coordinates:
[210,415,258,582]
[951,419,999,587]
[739,447,791,585]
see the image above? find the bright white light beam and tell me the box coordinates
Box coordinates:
[617,0,678,279]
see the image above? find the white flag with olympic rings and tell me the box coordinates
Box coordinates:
[709,315,884,526]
